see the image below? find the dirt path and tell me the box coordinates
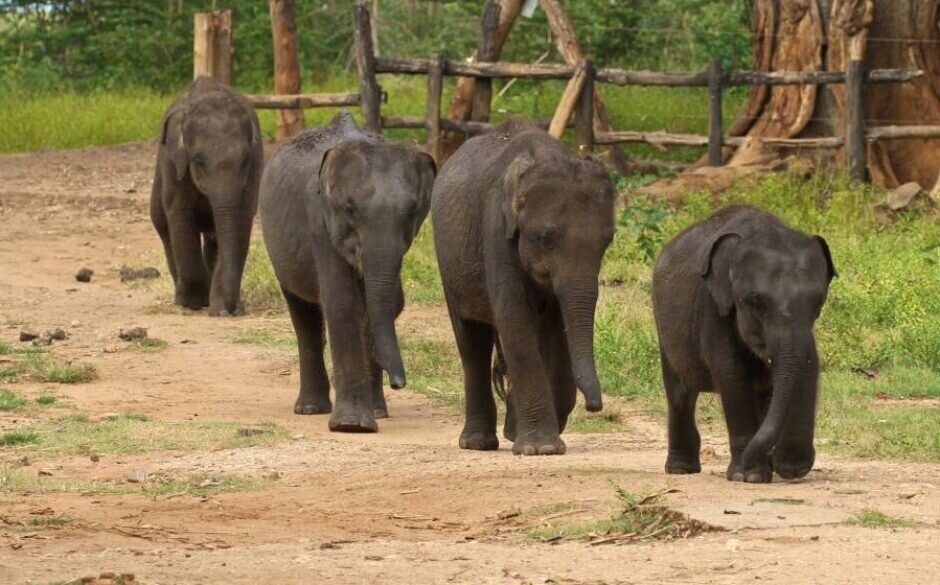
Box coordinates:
[0,143,938,585]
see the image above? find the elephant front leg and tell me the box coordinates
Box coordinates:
[283,289,332,415]
[717,377,772,483]
[169,218,209,310]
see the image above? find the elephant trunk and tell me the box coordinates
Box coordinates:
[214,206,250,315]
[363,249,407,389]
[556,278,604,412]
[741,333,814,469]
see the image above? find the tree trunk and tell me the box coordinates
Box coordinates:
[440,0,525,159]
[728,0,940,190]
[269,0,305,140]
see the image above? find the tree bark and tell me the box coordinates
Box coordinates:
[727,0,940,190]
[440,0,524,159]
[269,0,305,140]
[539,0,629,174]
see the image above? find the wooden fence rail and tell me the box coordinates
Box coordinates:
[351,3,934,182]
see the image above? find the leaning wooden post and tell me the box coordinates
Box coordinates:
[426,54,445,162]
[193,10,233,84]
[574,61,595,156]
[471,1,501,123]
[549,61,587,139]
[707,58,724,167]
[353,2,382,134]
[269,0,305,140]
[845,59,867,182]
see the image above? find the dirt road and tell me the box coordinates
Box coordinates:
[0,143,938,584]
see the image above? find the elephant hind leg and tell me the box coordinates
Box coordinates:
[283,288,332,415]
[662,347,702,475]
[451,313,498,451]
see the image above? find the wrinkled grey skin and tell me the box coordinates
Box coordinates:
[150,76,262,316]
[652,205,835,483]
[260,111,436,432]
[432,119,615,456]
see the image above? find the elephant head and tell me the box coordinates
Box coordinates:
[701,228,836,470]
[502,149,615,412]
[160,101,260,315]
[319,140,437,389]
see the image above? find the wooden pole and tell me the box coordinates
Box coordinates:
[574,61,595,156]
[193,10,232,85]
[845,59,867,182]
[353,2,382,134]
[549,61,587,139]
[269,0,305,140]
[426,54,445,162]
[470,1,501,124]
[539,0,628,174]
[707,59,723,167]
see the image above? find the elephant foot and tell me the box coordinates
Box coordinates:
[459,427,499,451]
[208,302,245,317]
[772,446,815,480]
[294,393,332,415]
[665,455,701,475]
[329,408,378,433]
[175,290,209,311]
[374,407,389,419]
[726,462,773,483]
[512,431,566,456]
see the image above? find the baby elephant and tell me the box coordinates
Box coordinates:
[260,111,436,432]
[151,76,263,316]
[652,205,835,482]
[433,119,615,455]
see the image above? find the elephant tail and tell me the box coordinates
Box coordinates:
[492,336,510,402]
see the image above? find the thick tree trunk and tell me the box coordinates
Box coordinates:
[269,0,305,140]
[729,0,940,190]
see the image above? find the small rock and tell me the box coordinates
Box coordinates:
[198,478,221,488]
[265,471,281,481]
[119,327,148,341]
[45,327,68,341]
[291,434,306,441]
[19,330,39,342]
[75,268,94,282]
[127,469,148,483]
[70,320,81,328]
[37,470,53,476]
[725,537,746,552]
[90,453,100,463]
[120,266,161,282]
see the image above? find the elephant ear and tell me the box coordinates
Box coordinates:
[160,113,188,182]
[699,232,741,317]
[318,148,336,198]
[502,152,535,240]
[813,235,837,282]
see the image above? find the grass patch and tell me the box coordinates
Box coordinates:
[0,388,26,411]
[0,353,97,384]
[400,337,463,409]
[35,393,58,406]
[27,514,72,528]
[141,474,264,497]
[846,509,918,529]
[566,404,627,433]
[9,416,288,456]
[0,341,11,355]
[526,486,714,543]
[130,338,168,352]
[241,242,285,313]
[0,430,40,446]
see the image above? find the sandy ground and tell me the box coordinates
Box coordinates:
[0,142,938,585]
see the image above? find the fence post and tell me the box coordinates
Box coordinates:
[575,61,595,156]
[471,0,501,123]
[426,54,445,162]
[707,58,723,167]
[845,59,867,182]
[269,0,305,140]
[353,2,381,134]
[193,10,232,85]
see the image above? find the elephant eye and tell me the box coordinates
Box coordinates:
[538,228,559,251]
[192,153,208,166]
[744,293,768,314]
[343,200,357,218]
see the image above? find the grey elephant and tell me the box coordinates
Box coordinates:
[432,119,615,456]
[652,205,835,483]
[260,111,436,432]
[150,76,263,316]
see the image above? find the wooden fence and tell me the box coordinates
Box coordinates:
[351,4,940,182]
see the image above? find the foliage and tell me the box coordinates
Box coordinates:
[1,0,751,93]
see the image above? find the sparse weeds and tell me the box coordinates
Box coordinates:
[130,337,168,352]
[846,509,918,529]
[0,353,97,384]
[0,388,26,411]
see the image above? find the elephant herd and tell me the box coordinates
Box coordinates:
[151,77,835,484]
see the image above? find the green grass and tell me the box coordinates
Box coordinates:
[35,394,57,406]
[27,514,72,528]
[846,509,918,529]
[130,338,169,352]
[233,329,297,348]
[0,353,97,384]
[0,388,26,411]
[7,415,288,456]
[0,430,40,446]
